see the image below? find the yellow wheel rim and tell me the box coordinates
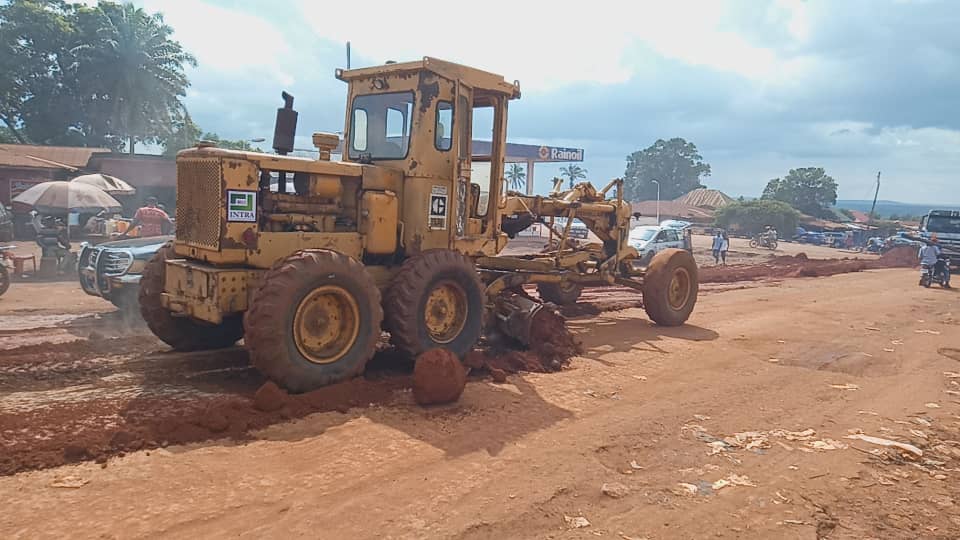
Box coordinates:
[667,267,692,310]
[424,280,468,344]
[293,285,360,364]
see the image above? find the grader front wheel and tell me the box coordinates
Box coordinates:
[384,250,484,358]
[243,250,382,393]
[642,248,699,327]
[139,243,243,350]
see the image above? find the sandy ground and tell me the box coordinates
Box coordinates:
[1,264,958,539]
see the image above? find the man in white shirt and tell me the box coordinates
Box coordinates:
[918,235,950,287]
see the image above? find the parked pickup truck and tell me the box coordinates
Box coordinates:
[78,235,173,312]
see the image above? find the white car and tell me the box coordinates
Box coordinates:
[629,225,689,261]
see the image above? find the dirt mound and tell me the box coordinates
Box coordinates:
[529,308,582,368]
[466,307,583,382]
[874,245,918,268]
[0,373,410,477]
[412,349,467,405]
[700,256,881,284]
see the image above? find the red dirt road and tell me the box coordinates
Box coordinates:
[2,268,959,539]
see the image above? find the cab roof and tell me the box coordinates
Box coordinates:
[336,56,521,99]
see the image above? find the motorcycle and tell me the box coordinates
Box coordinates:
[749,234,778,250]
[919,255,951,289]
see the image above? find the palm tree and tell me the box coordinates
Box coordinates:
[559,164,587,189]
[74,3,196,154]
[505,163,526,191]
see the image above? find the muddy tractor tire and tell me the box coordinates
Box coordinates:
[384,249,484,358]
[244,250,382,393]
[537,282,583,305]
[642,248,699,327]
[139,242,244,351]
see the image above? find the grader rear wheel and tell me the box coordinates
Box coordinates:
[139,243,243,350]
[536,281,583,305]
[244,250,382,393]
[642,248,699,327]
[384,250,484,358]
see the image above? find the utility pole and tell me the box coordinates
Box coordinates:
[868,171,881,223]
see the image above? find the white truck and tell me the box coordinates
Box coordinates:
[919,210,960,271]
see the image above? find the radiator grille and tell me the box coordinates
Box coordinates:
[176,159,222,248]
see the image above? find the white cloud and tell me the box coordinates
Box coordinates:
[140,0,295,84]
[296,0,795,90]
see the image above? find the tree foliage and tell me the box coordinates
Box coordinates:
[505,163,526,191]
[714,199,800,235]
[623,138,710,201]
[0,0,195,152]
[558,164,586,190]
[761,167,838,219]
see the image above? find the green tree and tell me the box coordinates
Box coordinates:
[623,138,710,201]
[200,132,263,151]
[761,167,838,218]
[715,199,800,236]
[73,2,196,153]
[559,164,586,190]
[0,126,19,143]
[0,1,195,151]
[0,0,77,145]
[160,111,202,157]
[505,163,526,191]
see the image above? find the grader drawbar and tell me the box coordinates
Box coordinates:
[140,57,698,393]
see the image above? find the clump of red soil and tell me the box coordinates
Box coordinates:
[528,308,583,368]
[253,381,286,412]
[412,348,467,405]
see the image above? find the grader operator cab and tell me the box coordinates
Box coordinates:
[140,57,699,392]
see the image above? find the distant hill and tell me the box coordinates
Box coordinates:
[835,200,960,219]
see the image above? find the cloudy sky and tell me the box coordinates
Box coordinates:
[135,0,959,203]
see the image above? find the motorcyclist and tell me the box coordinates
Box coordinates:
[918,234,951,288]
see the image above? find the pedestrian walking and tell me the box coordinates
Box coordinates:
[720,232,730,265]
[712,231,724,265]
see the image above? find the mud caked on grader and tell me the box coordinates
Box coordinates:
[140,57,699,392]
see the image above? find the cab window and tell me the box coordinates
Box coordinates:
[349,92,414,160]
[435,101,453,151]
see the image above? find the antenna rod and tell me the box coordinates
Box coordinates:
[868,171,881,223]
[346,41,351,69]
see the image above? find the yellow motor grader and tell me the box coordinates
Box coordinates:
[140,57,698,392]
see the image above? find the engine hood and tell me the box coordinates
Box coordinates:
[88,235,173,254]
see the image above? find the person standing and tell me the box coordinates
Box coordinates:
[720,232,730,265]
[712,231,724,265]
[123,196,172,238]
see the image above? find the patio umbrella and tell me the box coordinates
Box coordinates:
[71,173,136,195]
[12,181,122,214]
